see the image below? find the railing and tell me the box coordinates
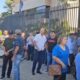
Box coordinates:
[0,5,79,34]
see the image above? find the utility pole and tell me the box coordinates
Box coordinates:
[78,0,80,33]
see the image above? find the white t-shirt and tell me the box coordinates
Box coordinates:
[34,34,47,51]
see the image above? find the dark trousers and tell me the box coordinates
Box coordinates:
[69,54,76,78]
[32,50,45,73]
[1,53,13,77]
[54,74,66,80]
[28,45,34,60]
[44,50,47,65]
[69,54,75,67]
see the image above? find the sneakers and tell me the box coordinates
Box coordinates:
[7,76,10,78]
[0,76,11,79]
[32,71,42,75]
[37,71,42,74]
[0,76,5,79]
[32,72,35,75]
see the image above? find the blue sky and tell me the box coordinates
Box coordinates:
[0,0,7,13]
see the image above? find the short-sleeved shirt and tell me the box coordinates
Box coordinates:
[13,35,24,55]
[34,34,47,51]
[52,45,69,73]
[47,37,57,53]
[27,36,34,46]
[3,38,14,52]
[75,53,80,80]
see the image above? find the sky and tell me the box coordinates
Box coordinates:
[0,0,7,14]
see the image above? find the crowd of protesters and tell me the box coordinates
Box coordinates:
[0,28,80,80]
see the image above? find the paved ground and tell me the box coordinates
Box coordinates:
[0,58,75,80]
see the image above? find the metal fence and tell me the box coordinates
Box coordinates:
[0,5,79,34]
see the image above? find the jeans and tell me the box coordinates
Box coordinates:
[47,52,52,71]
[76,73,80,80]
[12,54,22,80]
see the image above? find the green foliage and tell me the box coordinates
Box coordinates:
[2,0,13,17]
[5,0,13,14]
[61,20,70,34]
[2,12,11,18]
[6,0,13,4]
[47,19,71,35]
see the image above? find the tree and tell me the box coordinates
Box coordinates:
[5,0,13,14]
[2,12,11,18]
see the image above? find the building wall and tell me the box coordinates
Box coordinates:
[12,0,79,30]
[50,0,62,8]
[12,0,62,13]
[12,0,51,13]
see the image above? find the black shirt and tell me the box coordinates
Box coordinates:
[47,37,57,53]
[3,38,14,52]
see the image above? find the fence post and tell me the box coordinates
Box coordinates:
[48,10,50,32]
[78,0,80,33]
[45,6,50,32]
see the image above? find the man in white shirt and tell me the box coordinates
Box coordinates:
[32,27,47,75]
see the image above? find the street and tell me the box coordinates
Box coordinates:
[0,59,75,80]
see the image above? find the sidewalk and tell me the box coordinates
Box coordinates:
[0,59,75,80]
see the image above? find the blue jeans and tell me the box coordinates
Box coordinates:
[76,73,80,80]
[12,54,22,80]
[47,52,52,70]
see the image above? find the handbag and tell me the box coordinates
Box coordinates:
[49,64,61,76]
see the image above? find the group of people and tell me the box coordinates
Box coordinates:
[0,27,80,80]
[0,29,25,80]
